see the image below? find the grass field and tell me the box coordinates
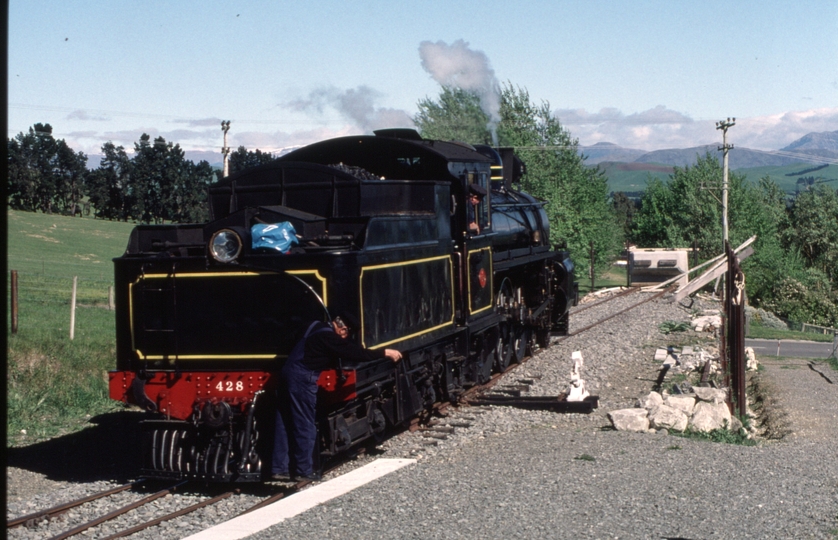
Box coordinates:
[577,264,628,295]
[7,210,136,446]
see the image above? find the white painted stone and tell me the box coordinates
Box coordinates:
[607,408,650,432]
[654,348,669,361]
[745,347,759,371]
[689,401,732,432]
[649,404,689,431]
[566,351,590,402]
[665,394,696,416]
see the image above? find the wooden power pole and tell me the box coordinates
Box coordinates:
[715,118,735,249]
[221,120,231,178]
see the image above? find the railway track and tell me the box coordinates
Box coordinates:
[7,289,666,540]
[6,466,361,540]
[558,286,674,342]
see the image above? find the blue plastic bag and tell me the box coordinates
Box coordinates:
[251,222,299,253]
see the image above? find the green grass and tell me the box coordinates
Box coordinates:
[596,162,673,194]
[7,210,136,446]
[736,163,838,193]
[670,427,757,446]
[746,323,835,343]
[578,265,628,294]
[600,161,838,197]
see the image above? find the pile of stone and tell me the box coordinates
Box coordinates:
[654,344,758,376]
[655,345,718,374]
[691,311,722,332]
[607,387,744,434]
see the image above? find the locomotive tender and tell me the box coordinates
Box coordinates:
[108,129,576,482]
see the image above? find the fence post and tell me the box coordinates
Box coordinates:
[108,286,114,311]
[70,276,78,340]
[11,270,18,334]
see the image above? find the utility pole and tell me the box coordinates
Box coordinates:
[221,120,231,178]
[715,118,735,248]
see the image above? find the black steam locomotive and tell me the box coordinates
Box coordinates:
[109,129,576,482]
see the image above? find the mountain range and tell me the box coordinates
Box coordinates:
[582,130,838,169]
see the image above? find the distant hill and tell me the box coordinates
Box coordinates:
[780,130,838,160]
[635,145,799,169]
[582,130,838,171]
[590,130,838,196]
[580,142,647,165]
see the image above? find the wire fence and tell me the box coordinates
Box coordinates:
[8,270,113,307]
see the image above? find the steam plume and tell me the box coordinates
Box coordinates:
[419,39,501,143]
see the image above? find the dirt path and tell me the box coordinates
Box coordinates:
[758,357,838,443]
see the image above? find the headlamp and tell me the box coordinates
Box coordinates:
[209,229,242,263]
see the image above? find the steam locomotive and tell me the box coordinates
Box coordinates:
[108,129,576,482]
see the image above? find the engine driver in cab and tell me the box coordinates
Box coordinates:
[468,183,487,234]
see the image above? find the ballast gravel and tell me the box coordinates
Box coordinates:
[7,291,838,539]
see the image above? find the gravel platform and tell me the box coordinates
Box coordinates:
[7,291,838,539]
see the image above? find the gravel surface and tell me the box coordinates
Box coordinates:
[7,290,838,539]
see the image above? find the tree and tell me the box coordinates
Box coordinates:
[229,146,276,175]
[7,123,88,214]
[415,86,492,144]
[783,184,838,283]
[612,192,637,242]
[496,84,621,273]
[87,142,134,220]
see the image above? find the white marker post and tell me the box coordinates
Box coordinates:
[70,276,78,340]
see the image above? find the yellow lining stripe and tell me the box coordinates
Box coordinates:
[368,320,455,350]
[287,269,328,306]
[359,255,456,349]
[136,354,280,360]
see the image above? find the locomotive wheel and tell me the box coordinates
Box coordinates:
[495,323,513,371]
[512,325,531,363]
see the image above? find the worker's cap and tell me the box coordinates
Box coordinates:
[469,183,487,197]
[333,312,361,330]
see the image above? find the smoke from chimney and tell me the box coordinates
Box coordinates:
[418,39,501,144]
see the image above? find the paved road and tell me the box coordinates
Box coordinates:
[746,337,837,359]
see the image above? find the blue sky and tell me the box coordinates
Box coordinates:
[8,0,838,162]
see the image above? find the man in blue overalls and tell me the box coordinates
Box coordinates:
[272,314,402,481]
